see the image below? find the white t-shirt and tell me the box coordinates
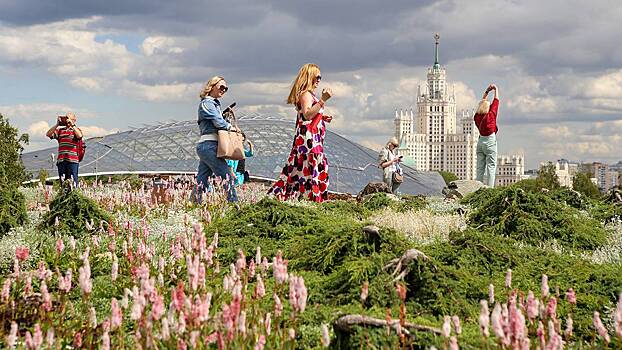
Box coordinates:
[380,147,397,173]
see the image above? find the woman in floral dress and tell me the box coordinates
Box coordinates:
[268,63,334,202]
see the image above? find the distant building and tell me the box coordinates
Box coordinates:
[589,162,618,190]
[394,33,478,181]
[495,155,527,187]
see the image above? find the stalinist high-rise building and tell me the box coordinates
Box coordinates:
[394,33,478,180]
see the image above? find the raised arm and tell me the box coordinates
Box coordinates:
[46,117,60,138]
[299,88,332,121]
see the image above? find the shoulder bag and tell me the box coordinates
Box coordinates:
[217,108,245,160]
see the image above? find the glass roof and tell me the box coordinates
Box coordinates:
[21,115,446,195]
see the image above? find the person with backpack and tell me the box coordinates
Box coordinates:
[46,112,84,187]
[474,84,499,187]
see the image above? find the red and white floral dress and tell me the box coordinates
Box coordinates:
[268,93,329,202]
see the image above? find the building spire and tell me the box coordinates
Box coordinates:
[433,33,440,69]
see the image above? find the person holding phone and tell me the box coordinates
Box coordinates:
[474,84,500,187]
[46,112,83,187]
[195,76,238,203]
[268,63,333,202]
[378,137,402,194]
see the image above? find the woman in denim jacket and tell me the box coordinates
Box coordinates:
[195,76,238,202]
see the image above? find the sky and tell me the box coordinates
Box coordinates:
[1,0,621,169]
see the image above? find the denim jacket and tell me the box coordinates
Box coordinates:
[198,97,231,135]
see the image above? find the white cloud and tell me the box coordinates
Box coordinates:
[141,36,196,56]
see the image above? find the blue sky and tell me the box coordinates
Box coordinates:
[1,0,621,169]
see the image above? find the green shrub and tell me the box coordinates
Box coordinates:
[0,186,28,236]
[465,187,607,250]
[38,185,112,237]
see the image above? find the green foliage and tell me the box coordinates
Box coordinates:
[0,187,28,236]
[438,170,459,186]
[466,186,607,250]
[573,172,601,199]
[38,185,112,236]
[0,115,29,236]
[361,192,392,211]
[536,162,561,190]
[410,229,622,340]
[511,178,541,193]
[0,113,29,186]
[37,169,49,185]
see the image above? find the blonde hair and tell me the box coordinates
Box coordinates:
[200,76,225,99]
[387,137,399,148]
[476,99,490,115]
[287,63,321,105]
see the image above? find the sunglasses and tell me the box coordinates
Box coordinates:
[315,75,322,82]
[218,85,229,93]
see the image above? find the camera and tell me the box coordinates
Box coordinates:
[58,115,69,126]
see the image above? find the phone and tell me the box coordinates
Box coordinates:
[222,102,236,114]
[399,155,404,159]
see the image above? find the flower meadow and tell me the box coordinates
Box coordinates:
[1,178,622,349]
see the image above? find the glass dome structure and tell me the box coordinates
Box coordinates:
[22,114,446,195]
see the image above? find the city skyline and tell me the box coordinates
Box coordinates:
[1,0,621,169]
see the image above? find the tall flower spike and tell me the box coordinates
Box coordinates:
[593,311,610,343]
[541,274,549,298]
[479,300,490,337]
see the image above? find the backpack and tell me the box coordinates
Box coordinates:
[77,139,86,162]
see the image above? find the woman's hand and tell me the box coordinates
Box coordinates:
[321,88,333,102]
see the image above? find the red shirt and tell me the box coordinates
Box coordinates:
[474,98,499,136]
[51,127,81,163]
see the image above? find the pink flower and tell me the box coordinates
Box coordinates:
[235,250,246,274]
[54,216,60,227]
[111,256,118,281]
[321,324,330,347]
[89,307,97,328]
[452,315,462,335]
[7,322,18,349]
[254,275,266,299]
[32,324,43,349]
[566,288,576,305]
[161,318,170,341]
[249,259,256,279]
[255,247,262,268]
[361,281,369,302]
[546,297,557,319]
[288,328,296,340]
[527,291,539,321]
[2,278,11,303]
[254,334,266,350]
[437,316,450,338]
[73,332,82,348]
[46,328,55,348]
[479,300,490,338]
[15,246,29,262]
[541,275,549,298]
[239,311,247,336]
[177,339,187,350]
[449,336,459,350]
[489,284,495,305]
[69,236,76,250]
[151,294,165,321]
[102,330,110,350]
[273,251,288,284]
[111,298,123,330]
[537,321,545,348]
[265,312,272,336]
[274,293,283,317]
[41,280,52,312]
[289,275,308,313]
[491,303,506,342]
[564,315,573,338]
[79,261,92,295]
[505,269,512,289]
[593,311,610,343]
[56,239,64,256]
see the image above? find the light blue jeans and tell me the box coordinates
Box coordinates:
[195,141,238,202]
[476,134,497,187]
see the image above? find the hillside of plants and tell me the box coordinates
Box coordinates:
[3,111,622,349]
[0,170,621,349]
